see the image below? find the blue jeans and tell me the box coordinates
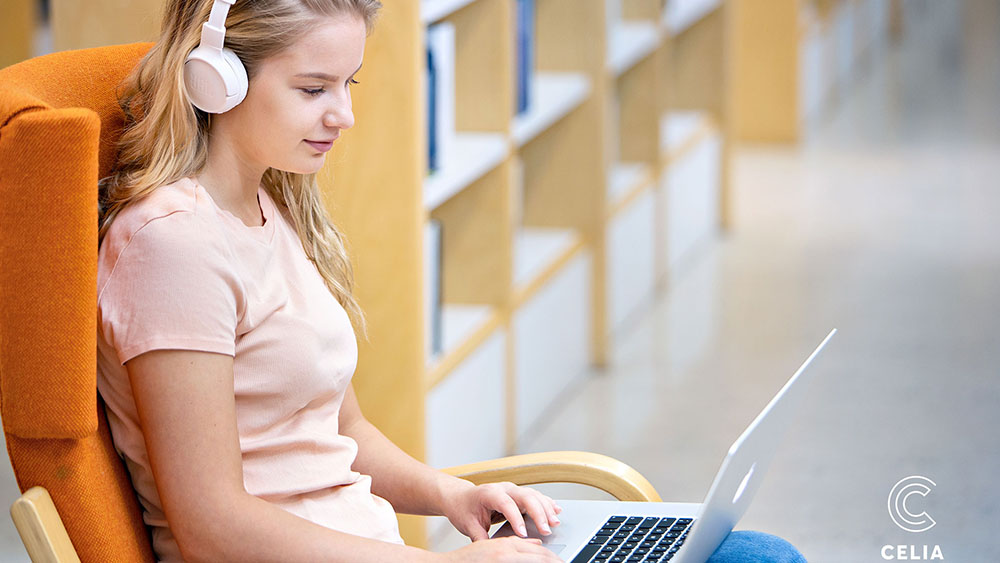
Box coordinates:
[706,531,807,562]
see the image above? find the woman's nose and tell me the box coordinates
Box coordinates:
[324,95,354,130]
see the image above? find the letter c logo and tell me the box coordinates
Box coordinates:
[888,476,937,532]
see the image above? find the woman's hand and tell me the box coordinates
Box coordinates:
[437,537,563,562]
[441,481,563,542]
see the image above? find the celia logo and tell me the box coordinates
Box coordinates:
[881,545,944,560]
[882,476,943,561]
[888,476,936,532]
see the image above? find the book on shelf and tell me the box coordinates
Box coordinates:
[426,45,437,173]
[424,219,444,361]
[426,22,456,175]
[515,0,534,115]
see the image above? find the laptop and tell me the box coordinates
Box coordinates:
[493,329,837,563]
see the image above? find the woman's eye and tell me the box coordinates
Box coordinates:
[301,87,325,96]
[348,78,360,86]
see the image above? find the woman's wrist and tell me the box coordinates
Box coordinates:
[431,472,476,518]
[412,545,447,563]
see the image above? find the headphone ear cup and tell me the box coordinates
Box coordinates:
[220,48,249,108]
[184,46,248,114]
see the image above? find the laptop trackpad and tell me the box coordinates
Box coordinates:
[492,522,567,555]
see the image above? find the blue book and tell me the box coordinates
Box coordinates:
[516,0,534,115]
[427,45,438,174]
[427,23,455,175]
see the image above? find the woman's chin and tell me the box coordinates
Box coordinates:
[271,161,325,176]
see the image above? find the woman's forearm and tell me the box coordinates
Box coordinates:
[341,416,473,517]
[338,409,564,548]
[182,491,434,562]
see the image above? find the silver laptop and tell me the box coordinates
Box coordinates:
[494,329,837,563]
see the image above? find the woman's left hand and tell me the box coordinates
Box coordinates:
[442,481,563,541]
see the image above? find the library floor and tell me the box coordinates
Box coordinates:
[1,2,998,561]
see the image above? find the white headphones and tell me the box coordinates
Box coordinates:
[184,0,248,114]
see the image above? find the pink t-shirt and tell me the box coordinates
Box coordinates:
[96,177,403,561]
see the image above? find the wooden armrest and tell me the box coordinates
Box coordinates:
[10,486,81,563]
[443,451,662,502]
[7,453,656,562]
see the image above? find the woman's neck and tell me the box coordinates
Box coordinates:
[198,129,267,227]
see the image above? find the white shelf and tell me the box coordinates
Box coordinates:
[513,252,591,439]
[607,21,661,76]
[428,304,495,367]
[660,110,708,155]
[663,0,722,36]
[514,227,579,288]
[799,0,819,32]
[608,189,655,331]
[421,0,479,24]
[424,132,508,211]
[607,162,650,208]
[426,329,505,468]
[512,72,592,147]
[664,134,721,271]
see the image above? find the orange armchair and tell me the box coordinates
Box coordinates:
[1,43,161,563]
[0,45,659,562]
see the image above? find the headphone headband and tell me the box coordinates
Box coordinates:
[184,0,248,113]
[200,0,236,50]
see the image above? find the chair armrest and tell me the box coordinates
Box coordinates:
[10,486,81,563]
[7,454,658,563]
[442,451,661,502]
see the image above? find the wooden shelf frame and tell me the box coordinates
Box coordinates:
[663,0,724,36]
[420,0,480,25]
[658,0,733,233]
[728,0,897,144]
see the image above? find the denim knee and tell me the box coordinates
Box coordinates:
[705,530,807,563]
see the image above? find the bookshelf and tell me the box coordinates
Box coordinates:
[607,162,654,214]
[423,132,507,210]
[664,0,723,35]
[511,72,592,146]
[607,20,661,76]
[604,0,730,328]
[729,0,896,143]
[421,0,482,25]
[359,0,735,547]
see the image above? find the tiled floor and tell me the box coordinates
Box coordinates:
[2,1,998,561]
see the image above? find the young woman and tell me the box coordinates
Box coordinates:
[95,0,806,561]
[97,1,563,560]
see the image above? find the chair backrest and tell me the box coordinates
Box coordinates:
[0,43,157,562]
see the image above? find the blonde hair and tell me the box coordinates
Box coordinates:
[99,0,381,338]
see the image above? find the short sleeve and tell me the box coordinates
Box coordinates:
[99,211,243,365]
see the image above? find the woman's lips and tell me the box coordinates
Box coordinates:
[305,139,335,153]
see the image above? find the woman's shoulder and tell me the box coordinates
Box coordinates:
[99,177,230,276]
[104,177,218,246]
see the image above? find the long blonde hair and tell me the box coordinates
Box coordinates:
[99,0,381,338]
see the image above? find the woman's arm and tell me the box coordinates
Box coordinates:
[339,385,562,540]
[127,349,434,563]
[129,350,559,561]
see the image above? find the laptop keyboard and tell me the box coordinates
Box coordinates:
[570,515,694,563]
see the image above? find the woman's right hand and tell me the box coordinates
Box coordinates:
[438,536,563,562]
